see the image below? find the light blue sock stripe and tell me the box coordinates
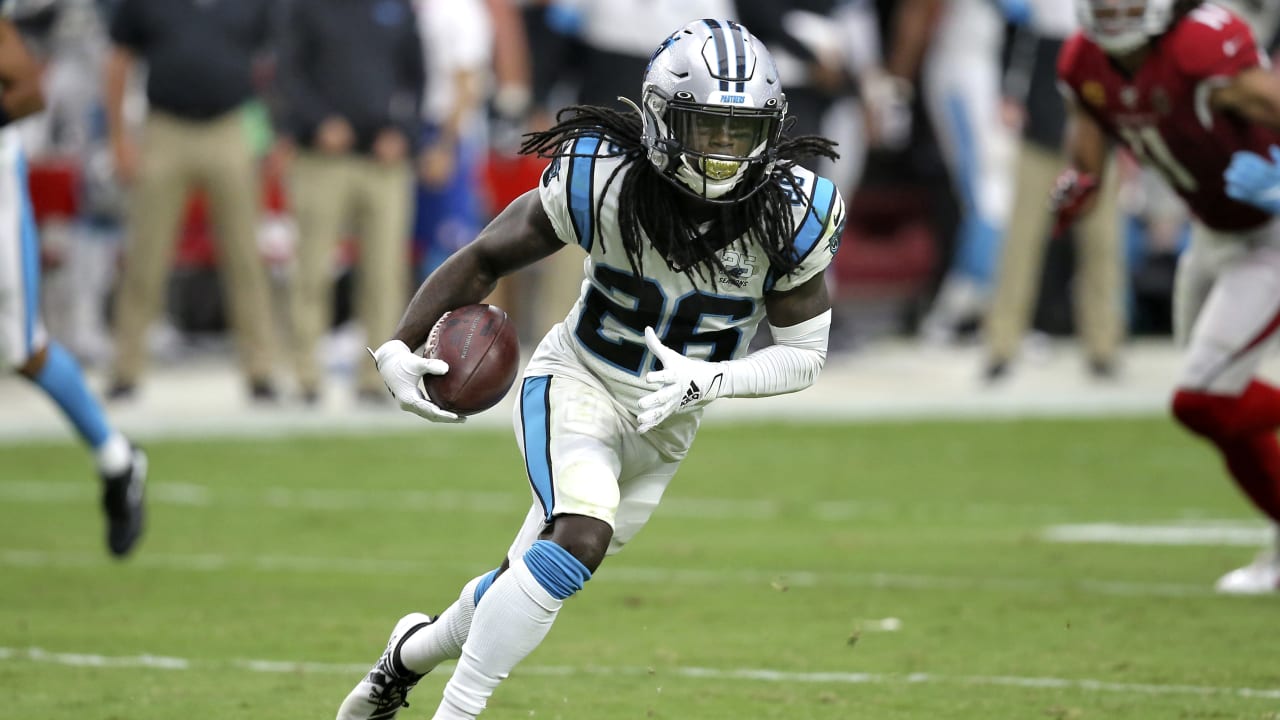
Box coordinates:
[523,540,592,600]
[31,342,112,448]
[473,568,500,606]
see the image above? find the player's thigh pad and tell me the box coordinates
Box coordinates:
[515,374,625,526]
[1178,224,1280,393]
[0,132,42,369]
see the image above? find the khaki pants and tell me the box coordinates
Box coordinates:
[111,108,275,386]
[984,143,1123,364]
[288,152,411,395]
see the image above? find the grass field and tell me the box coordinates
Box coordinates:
[2,417,1279,719]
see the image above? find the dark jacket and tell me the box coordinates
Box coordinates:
[110,0,272,119]
[274,0,425,154]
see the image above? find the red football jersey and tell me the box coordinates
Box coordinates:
[1058,3,1278,232]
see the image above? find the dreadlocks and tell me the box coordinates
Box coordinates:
[520,104,839,284]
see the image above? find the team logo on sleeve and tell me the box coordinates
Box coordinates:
[1082,81,1106,109]
[542,157,562,186]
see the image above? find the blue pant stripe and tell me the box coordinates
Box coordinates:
[16,149,38,353]
[520,376,554,521]
[944,93,1002,284]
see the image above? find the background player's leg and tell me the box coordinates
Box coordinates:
[0,132,144,556]
[1168,227,1280,592]
[919,26,1013,344]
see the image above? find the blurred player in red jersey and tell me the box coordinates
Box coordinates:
[1055,0,1280,594]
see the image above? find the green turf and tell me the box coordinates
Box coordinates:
[2,417,1279,719]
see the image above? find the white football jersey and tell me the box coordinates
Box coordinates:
[528,134,844,457]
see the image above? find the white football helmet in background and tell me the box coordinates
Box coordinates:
[1074,0,1178,55]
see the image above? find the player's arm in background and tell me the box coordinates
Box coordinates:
[391,189,563,351]
[1049,96,1110,236]
[0,18,44,124]
[1210,63,1280,130]
[1218,60,1280,210]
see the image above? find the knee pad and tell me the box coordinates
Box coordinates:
[1171,389,1239,440]
[522,540,592,600]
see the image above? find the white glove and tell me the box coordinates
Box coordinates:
[860,71,913,151]
[368,339,465,423]
[637,327,728,433]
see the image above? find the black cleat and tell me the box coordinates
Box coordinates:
[101,447,147,557]
[335,613,436,720]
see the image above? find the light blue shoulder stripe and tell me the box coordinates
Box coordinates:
[794,175,837,259]
[567,136,602,253]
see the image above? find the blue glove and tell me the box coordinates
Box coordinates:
[1225,145,1280,214]
[998,0,1033,26]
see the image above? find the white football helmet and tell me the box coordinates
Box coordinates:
[637,19,787,202]
[1075,0,1179,55]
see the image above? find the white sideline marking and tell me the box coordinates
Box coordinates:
[1044,522,1272,547]
[0,548,1214,598]
[2,646,1278,701]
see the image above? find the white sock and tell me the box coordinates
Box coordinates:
[96,433,132,477]
[431,558,562,720]
[399,574,485,674]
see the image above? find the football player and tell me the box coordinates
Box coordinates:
[336,19,844,720]
[1055,0,1280,593]
[881,0,1022,344]
[0,4,145,556]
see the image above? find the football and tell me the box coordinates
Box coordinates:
[423,304,520,416]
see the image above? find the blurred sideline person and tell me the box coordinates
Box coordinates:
[982,2,1124,381]
[1056,0,1280,594]
[336,19,844,720]
[883,0,1019,345]
[104,0,279,401]
[274,0,424,405]
[411,0,490,285]
[0,3,145,557]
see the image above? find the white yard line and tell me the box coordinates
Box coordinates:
[1042,522,1272,546]
[2,646,1277,701]
[0,548,1213,598]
